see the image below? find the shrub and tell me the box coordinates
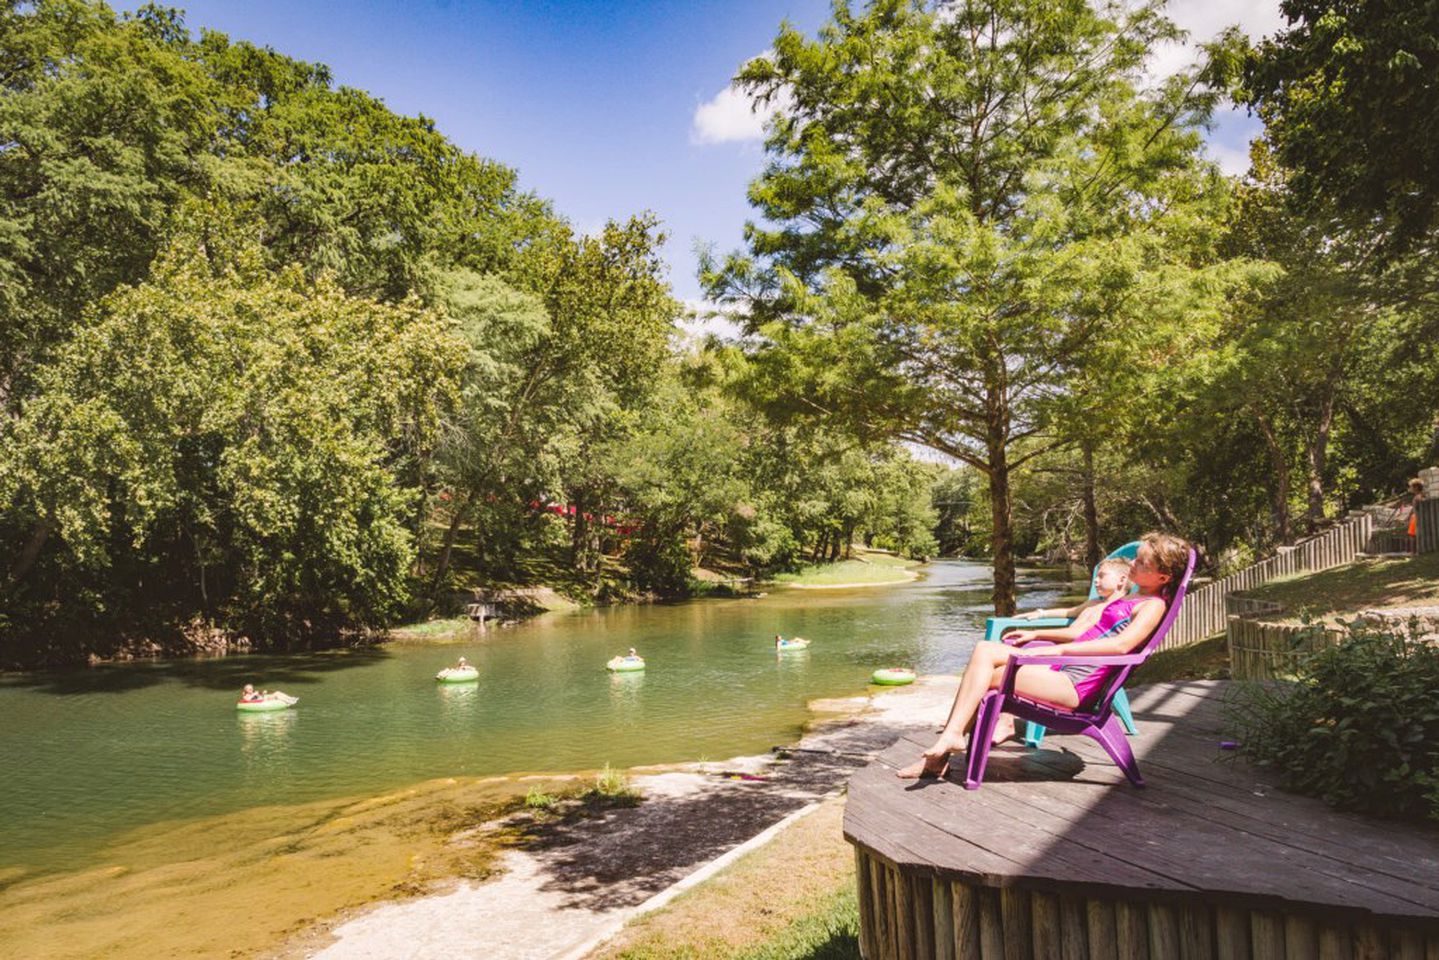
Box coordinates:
[1226,624,1439,821]
[524,786,557,810]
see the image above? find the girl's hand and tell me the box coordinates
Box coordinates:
[1006,630,1036,644]
[1018,610,1041,620]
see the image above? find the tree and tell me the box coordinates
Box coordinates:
[1241,1,1439,260]
[0,232,464,657]
[706,0,1242,613]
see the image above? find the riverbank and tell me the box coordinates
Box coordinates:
[278,679,954,960]
[0,674,952,960]
[772,551,923,589]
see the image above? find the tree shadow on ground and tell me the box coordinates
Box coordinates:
[498,720,899,913]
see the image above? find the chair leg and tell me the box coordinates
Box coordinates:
[1084,714,1145,787]
[1112,687,1138,736]
[1023,721,1047,748]
[963,692,1002,790]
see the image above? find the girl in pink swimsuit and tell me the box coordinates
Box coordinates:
[897,532,1190,780]
[1051,594,1157,706]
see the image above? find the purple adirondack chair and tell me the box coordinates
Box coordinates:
[961,548,1196,790]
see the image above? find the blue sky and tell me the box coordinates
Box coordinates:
[116,0,1279,305]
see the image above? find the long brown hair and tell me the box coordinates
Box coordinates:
[1140,531,1191,602]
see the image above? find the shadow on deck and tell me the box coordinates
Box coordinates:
[844,681,1439,959]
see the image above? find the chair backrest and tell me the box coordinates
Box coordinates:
[1085,541,1142,600]
[1088,548,1197,712]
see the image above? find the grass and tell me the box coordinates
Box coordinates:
[772,550,920,587]
[1131,634,1230,684]
[1242,552,1439,624]
[387,616,472,640]
[591,798,859,960]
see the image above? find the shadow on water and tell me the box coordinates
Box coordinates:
[0,646,392,696]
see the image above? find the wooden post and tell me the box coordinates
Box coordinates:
[1283,915,1317,960]
[1352,926,1386,960]
[856,849,878,960]
[1215,906,1250,960]
[1148,904,1180,960]
[1317,923,1353,960]
[933,878,956,960]
[1032,892,1061,959]
[1180,905,1214,960]
[1060,896,1089,960]
[1001,887,1033,960]
[1088,899,1119,960]
[1251,911,1284,960]
[912,873,935,959]
[979,887,1005,960]
[954,881,982,960]
[1116,901,1149,960]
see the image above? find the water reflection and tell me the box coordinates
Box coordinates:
[236,710,296,772]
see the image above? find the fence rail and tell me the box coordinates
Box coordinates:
[1166,511,1376,648]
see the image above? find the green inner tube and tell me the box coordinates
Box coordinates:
[236,697,294,712]
[436,667,479,683]
[607,657,646,672]
[871,668,916,686]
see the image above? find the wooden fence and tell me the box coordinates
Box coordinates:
[1420,499,1439,554]
[1165,510,1376,648]
[1226,617,1346,681]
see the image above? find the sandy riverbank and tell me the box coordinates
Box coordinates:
[273,677,956,960]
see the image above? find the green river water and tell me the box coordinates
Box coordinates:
[1,561,1070,879]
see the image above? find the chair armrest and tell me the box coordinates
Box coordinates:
[984,615,1069,642]
[999,652,1149,696]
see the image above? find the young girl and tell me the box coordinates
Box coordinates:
[988,557,1132,744]
[898,531,1190,779]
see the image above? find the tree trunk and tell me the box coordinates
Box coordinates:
[570,499,591,574]
[430,491,472,592]
[1255,412,1292,544]
[1305,389,1337,531]
[987,426,1017,617]
[1081,442,1101,569]
[8,519,53,584]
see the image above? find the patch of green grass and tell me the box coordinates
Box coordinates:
[1131,634,1230,684]
[772,552,918,586]
[524,787,558,810]
[1243,553,1439,624]
[583,763,642,807]
[387,617,471,639]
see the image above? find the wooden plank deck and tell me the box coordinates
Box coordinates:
[845,681,1439,958]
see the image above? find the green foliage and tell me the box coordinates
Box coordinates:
[1227,626,1439,821]
[524,786,558,811]
[706,0,1249,612]
[586,763,641,805]
[2,233,465,649]
[1241,3,1439,258]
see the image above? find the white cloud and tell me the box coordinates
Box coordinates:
[1204,139,1253,177]
[691,52,790,146]
[1147,0,1287,79]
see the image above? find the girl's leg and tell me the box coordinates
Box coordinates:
[898,642,1013,778]
[898,658,1081,779]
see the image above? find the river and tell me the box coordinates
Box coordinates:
[0,560,1072,880]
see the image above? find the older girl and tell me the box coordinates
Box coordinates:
[898,531,1190,779]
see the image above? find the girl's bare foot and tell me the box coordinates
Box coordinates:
[991,716,1017,745]
[896,752,949,779]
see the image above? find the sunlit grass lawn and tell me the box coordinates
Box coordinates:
[1243,552,1439,623]
[772,550,919,587]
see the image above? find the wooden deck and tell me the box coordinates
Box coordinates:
[844,681,1439,959]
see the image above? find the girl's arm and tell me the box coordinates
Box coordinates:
[1006,621,1090,643]
[1022,597,1101,620]
[1023,599,1165,657]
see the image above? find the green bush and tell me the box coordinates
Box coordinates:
[1226,625,1439,821]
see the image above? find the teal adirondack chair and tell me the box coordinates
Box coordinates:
[983,541,1141,747]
